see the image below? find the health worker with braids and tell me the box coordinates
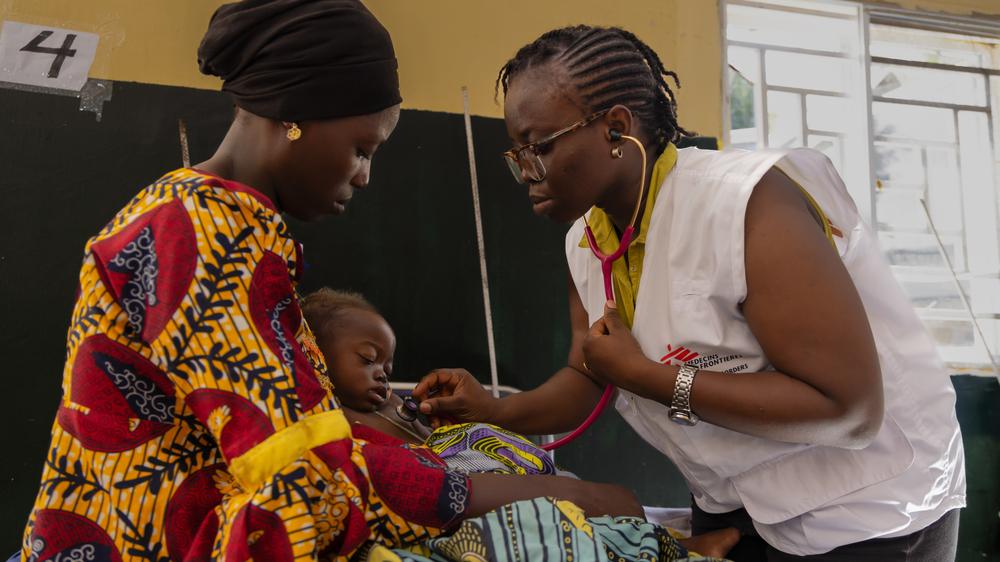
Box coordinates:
[414,25,966,561]
[19,8,650,562]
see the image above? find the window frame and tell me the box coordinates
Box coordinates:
[722,0,1000,375]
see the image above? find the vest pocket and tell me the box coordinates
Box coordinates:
[730,414,915,524]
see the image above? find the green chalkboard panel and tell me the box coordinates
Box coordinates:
[0,82,690,548]
[0,81,235,548]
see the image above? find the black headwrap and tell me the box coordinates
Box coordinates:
[198,0,401,122]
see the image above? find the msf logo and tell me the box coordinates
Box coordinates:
[660,344,699,366]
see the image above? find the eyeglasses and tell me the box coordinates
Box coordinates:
[502,109,609,184]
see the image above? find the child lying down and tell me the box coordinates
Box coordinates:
[301,288,738,561]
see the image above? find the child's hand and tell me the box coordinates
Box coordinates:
[465,474,643,520]
[413,368,499,428]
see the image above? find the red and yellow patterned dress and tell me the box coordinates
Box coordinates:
[22,169,469,561]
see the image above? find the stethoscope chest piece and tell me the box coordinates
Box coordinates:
[397,396,420,422]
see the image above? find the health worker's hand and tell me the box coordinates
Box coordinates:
[582,301,651,391]
[413,368,499,429]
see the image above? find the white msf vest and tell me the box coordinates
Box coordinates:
[566,147,966,555]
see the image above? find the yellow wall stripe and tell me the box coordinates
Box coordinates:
[2,0,997,137]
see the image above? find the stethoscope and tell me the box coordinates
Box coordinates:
[400,132,650,450]
[541,130,649,451]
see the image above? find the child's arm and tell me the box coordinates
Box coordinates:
[465,473,644,518]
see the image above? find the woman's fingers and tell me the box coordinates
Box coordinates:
[415,368,497,424]
[419,394,462,415]
[586,301,624,339]
[413,369,464,400]
[587,317,608,337]
[412,371,446,400]
[602,300,626,333]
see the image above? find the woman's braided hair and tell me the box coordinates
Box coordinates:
[496,26,693,156]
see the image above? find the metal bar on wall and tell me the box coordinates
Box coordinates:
[920,198,1000,383]
[462,86,501,398]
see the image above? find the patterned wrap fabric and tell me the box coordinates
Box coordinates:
[368,497,730,562]
[425,423,557,476]
[22,169,470,562]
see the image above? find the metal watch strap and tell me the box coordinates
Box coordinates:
[668,364,699,426]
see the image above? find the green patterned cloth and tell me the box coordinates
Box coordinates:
[362,497,730,562]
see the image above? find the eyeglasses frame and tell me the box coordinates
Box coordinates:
[502,109,611,183]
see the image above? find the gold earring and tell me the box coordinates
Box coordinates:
[286,122,302,141]
[611,145,623,159]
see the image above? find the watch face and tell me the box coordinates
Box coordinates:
[669,410,698,426]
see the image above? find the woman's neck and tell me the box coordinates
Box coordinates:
[601,145,658,234]
[194,118,279,206]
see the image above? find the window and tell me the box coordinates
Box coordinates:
[725,0,1000,373]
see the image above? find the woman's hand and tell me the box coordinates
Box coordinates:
[581,301,651,392]
[413,368,499,428]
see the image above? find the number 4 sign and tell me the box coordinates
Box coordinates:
[0,21,99,92]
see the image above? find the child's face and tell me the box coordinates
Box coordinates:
[319,309,396,411]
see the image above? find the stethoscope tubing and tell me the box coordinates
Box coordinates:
[541,133,647,451]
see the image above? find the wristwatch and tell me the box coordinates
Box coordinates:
[668,364,699,426]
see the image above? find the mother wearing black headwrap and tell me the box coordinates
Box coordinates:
[19,1,640,561]
[196,0,404,220]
